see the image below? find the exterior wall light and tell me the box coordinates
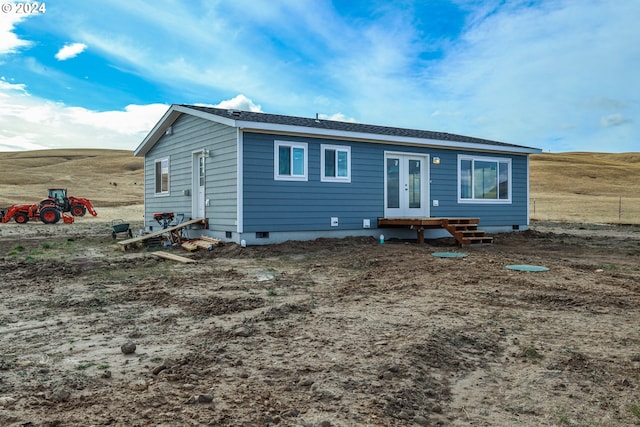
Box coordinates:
[433,157,441,165]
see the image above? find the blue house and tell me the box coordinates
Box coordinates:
[134,104,541,245]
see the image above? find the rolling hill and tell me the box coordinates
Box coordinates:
[530,152,640,223]
[0,149,638,223]
[0,149,143,207]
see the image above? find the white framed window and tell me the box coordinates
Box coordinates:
[274,141,308,181]
[458,155,511,203]
[321,144,351,183]
[155,158,170,195]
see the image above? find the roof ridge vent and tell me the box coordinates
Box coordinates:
[227,109,242,117]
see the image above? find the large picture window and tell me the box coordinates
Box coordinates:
[274,141,308,181]
[155,158,170,195]
[458,155,511,203]
[321,144,351,182]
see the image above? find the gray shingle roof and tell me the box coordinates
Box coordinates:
[182,104,531,150]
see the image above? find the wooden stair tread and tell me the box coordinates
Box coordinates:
[376,217,493,246]
[439,218,492,246]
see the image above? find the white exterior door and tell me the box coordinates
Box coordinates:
[384,153,428,218]
[193,153,206,218]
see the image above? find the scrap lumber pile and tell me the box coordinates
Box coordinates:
[152,237,223,264]
[181,236,223,252]
[152,252,197,264]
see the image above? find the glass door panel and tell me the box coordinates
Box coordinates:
[408,159,421,209]
[386,158,400,209]
[384,154,428,217]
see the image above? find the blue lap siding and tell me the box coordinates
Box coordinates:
[136,105,538,242]
[242,132,530,232]
[242,133,382,232]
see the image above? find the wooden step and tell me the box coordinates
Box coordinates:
[459,230,486,238]
[376,217,493,246]
[460,236,494,245]
[449,224,479,231]
[439,218,493,246]
[442,218,480,225]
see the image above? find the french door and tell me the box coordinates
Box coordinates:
[384,153,428,218]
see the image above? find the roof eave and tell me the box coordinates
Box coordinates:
[135,105,541,157]
[236,121,542,155]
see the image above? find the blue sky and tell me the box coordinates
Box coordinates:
[1,0,638,152]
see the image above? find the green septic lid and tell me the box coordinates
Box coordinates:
[431,252,468,258]
[506,264,550,272]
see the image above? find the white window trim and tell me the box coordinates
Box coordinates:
[154,157,170,196]
[320,144,351,183]
[274,140,308,181]
[457,154,512,204]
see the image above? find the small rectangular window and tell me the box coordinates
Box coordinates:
[155,158,169,194]
[274,141,308,181]
[321,144,351,182]
[458,155,511,203]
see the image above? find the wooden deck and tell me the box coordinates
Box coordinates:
[377,217,493,245]
[118,218,208,251]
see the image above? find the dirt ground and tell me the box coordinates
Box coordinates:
[0,211,639,426]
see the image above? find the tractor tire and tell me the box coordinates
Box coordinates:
[14,213,29,224]
[71,204,86,216]
[39,199,58,211]
[40,207,61,224]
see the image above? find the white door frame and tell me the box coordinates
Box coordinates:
[192,150,206,218]
[383,151,429,218]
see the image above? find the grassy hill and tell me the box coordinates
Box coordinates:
[0,149,638,223]
[0,149,143,207]
[530,152,640,224]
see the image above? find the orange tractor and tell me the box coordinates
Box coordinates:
[0,188,97,224]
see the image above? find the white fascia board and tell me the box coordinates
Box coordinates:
[177,105,238,127]
[134,105,240,157]
[236,121,542,155]
[134,105,181,157]
[236,128,244,234]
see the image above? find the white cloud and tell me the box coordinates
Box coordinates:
[62,103,169,134]
[0,84,168,150]
[0,13,32,54]
[0,77,27,93]
[0,135,50,151]
[412,0,640,150]
[2,0,638,152]
[55,42,88,61]
[211,94,263,112]
[600,114,631,128]
[318,113,356,123]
